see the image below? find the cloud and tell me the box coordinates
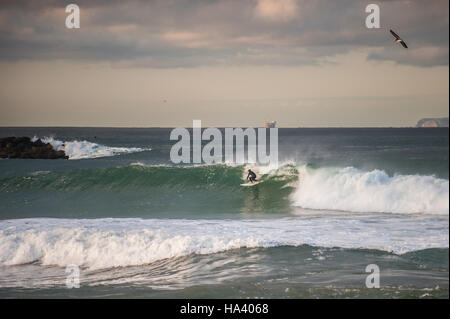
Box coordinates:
[368,46,449,67]
[254,0,299,22]
[0,0,448,67]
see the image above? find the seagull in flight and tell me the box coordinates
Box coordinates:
[390,29,408,48]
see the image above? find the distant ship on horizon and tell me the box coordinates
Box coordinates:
[264,121,276,128]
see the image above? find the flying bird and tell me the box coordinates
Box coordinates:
[390,29,408,48]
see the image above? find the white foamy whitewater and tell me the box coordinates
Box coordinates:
[291,165,449,215]
[0,217,448,270]
[31,136,150,160]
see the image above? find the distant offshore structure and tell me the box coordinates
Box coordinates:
[416,118,449,128]
[264,121,276,128]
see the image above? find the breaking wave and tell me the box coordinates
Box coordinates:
[1,162,448,215]
[292,165,449,215]
[0,217,447,269]
[31,136,150,160]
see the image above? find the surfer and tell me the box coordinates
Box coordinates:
[246,169,257,183]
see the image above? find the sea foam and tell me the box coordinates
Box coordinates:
[31,136,150,160]
[0,217,448,269]
[291,165,449,215]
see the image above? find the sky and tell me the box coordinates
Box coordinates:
[0,0,448,127]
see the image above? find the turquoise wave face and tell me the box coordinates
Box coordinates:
[1,161,448,218]
[0,164,300,219]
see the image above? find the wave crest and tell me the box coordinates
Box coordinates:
[292,166,449,215]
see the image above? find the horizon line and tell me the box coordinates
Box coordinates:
[1,125,448,129]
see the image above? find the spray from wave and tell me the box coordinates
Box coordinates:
[31,136,150,160]
[292,165,449,215]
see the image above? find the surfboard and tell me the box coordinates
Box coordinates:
[240,181,264,187]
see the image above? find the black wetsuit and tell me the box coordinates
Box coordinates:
[247,170,257,183]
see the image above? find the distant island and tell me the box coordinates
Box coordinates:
[416,117,449,128]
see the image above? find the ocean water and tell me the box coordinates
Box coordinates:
[0,127,448,298]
